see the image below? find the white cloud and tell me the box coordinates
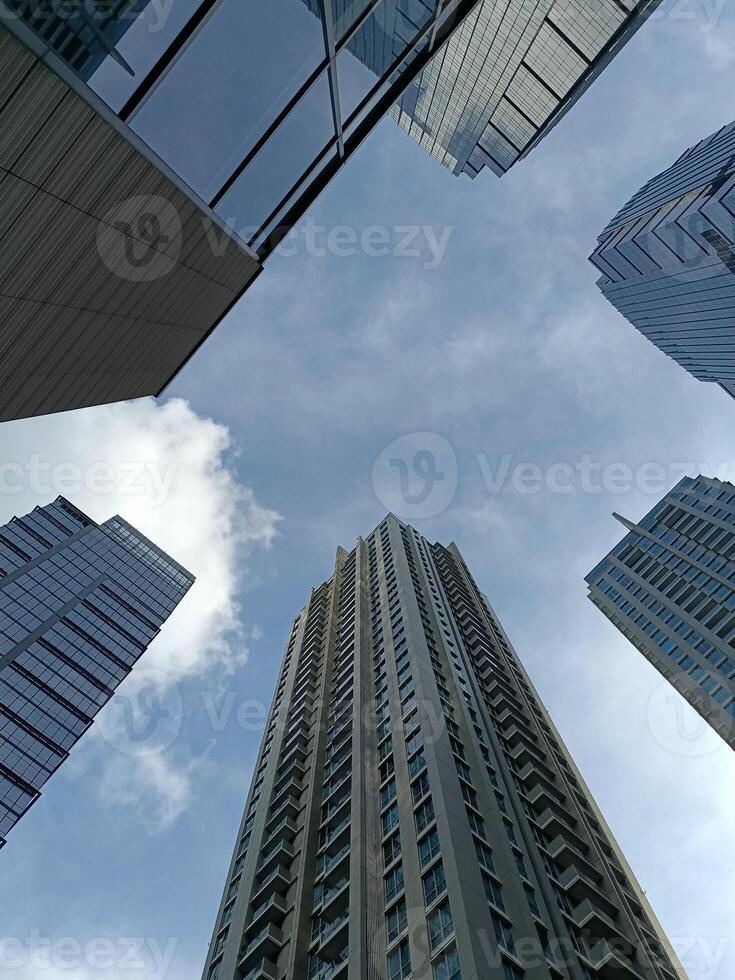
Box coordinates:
[0,397,281,830]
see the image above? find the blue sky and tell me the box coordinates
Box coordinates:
[2,1,735,979]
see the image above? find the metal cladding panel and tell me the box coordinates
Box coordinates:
[0,26,261,423]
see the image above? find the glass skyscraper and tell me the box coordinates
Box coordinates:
[590,120,735,400]
[392,0,662,178]
[0,496,194,847]
[203,515,683,980]
[5,0,153,79]
[586,475,735,751]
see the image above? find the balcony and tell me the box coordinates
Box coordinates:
[258,840,295,877]
[238,924,284,973]
[266,793,302,833]
[247,892,289,934]
[318,815,350,852]
[535,808,586,850]
[558,865,617,919]
[547,835,599,882]
[502,723,540,750]
[582,939,645,980]
[315,844,350,880]
[308,947,348,980]
[272,763,307,799]
[526,784,573,823]
[574,898,632,949]
[311,912,349,957]
[313,877,349,914]
[241,959,278,980]
[266,812,299,845]
[251,866,291,906]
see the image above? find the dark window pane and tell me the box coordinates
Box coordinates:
[215,66,337,237]
[129,0,329,199]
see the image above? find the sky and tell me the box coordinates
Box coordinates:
[2,1,735,979]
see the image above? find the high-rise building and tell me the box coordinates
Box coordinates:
[5,0,153,79]
[392,0,662,178]
[586,475,735,750]
[0,496,194,847]
[203,515,683,980]
[2,0,660,424]
[590,120,735,400]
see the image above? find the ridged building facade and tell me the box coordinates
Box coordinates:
[591,120,735,400]
[203,515,683,980]
[587,475,735,750]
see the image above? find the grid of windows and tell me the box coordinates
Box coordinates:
[587,475,735,748]
[0,497,193,847]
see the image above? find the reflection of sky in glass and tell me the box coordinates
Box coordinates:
[81,0,450,248]
[128,0,328,201]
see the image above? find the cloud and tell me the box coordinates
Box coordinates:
[0,397,281,830]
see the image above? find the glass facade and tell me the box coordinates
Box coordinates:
[591,120,735,400]
[0,496,194,846]
[586,475,735,750]
[5,0,153,79]
[202,515,683,980]
[392,0,662,178]
[80,0,486,258]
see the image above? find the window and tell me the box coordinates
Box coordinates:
[409,749,427,778]
[385,863,404,903]
[381,779,397,810]
[428,901,454,951]
[415,797,435,834]
[482,873,504,911]
[474,839,495,874]
[423,861,447,906]
[419,828,441,867]
[412,771,431,805]
[386,898,408,943]
[383,831,402,867]
[433,947,461,980]
[382,802,399,836]
[491,912,515,955]
[502,962,523,980]
[524,885,540,917]
[467,809,485,839]
[388,940,411,980]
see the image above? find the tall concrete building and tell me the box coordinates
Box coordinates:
[0,496,194,846]
[590,120,735,400]
[587,475,735,750]
[203,515,683,980]
[392,0,662,178]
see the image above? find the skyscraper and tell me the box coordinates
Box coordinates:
[392,0,662,178]
[0,496,194,847]
[2,0,661,424]
[6,0,153,79]
[203,515,683,980]
[586,475,735,750]
[590,120,735,400]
